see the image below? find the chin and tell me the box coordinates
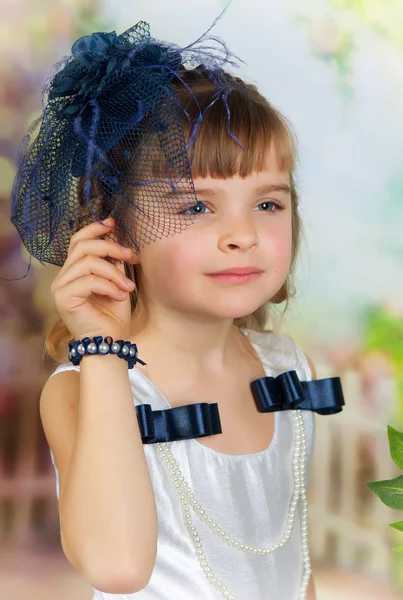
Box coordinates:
[204,300,267,320]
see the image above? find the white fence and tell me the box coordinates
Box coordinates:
[0,382,59,552]
[308,364,401,577]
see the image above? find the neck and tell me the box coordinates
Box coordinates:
[129,305,245,376]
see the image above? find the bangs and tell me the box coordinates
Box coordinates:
[100,72,298,200]
[180,84,297,179]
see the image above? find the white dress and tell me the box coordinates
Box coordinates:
[48,327,315,600]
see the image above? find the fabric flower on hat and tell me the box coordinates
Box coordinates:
[45,23,183,177]
[49,23,182,117]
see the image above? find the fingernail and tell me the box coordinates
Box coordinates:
[121,246,131,253]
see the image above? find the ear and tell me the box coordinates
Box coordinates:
[304,354,317,380]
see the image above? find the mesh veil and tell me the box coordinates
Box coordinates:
[10,20,245,269]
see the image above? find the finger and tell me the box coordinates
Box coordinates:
[63,238,133,271]
[68,217,115,256]
[54,254,135,293]
[99,226,133,275]
[54,274,130,306]
[110,255,131,274]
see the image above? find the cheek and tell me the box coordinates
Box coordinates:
[143,237,203,291]
[263,222,293,271]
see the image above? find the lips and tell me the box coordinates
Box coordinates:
[207,267,263,275]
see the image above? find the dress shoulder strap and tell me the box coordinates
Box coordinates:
[48,363,80,380]
[240,328,313,381]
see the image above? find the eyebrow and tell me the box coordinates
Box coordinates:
[196,184,291,196]
[165,183,291,197]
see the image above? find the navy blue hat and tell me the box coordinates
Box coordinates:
[9,14,245,273]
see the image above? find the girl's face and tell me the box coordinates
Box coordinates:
[130,147,292,321]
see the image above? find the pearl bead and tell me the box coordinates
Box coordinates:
[87,343,97,354]
[77,344,85,355]
[129,346,136,357]
[99,343,110,354]
[111,342,120,353]
[122,345,129,355]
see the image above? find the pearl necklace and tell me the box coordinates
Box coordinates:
[156,409,311,599]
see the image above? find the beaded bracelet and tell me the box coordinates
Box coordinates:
[68,336,147,369]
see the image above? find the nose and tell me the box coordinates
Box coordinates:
[217,213,259,252]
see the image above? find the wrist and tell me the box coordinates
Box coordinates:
[68,335,146,370]
[70,328,130,343]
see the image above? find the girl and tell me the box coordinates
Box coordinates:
[11,19,344,600]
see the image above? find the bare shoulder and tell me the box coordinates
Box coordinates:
[40,369,81,494]
[40,369,80,428]
[40,370,81,492]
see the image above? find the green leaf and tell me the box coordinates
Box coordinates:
[388,426,403,470]
[390,521,403,532]
[394,546,403,553]
[367,475,403,510]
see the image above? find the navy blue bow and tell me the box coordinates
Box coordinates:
[136,402,222,444]
[135,370,345,444]
[251,370,345,416]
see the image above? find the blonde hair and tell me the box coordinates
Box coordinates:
[44,66,303,363]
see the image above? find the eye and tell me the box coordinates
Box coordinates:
[180,199,285,216]
[254,201,284,213]
[180,200,210,216]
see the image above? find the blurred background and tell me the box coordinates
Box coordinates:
[0,0,402,598]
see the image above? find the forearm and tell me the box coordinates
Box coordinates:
[61,354,158,589]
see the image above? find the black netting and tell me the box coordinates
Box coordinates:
[10,21,244,267]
